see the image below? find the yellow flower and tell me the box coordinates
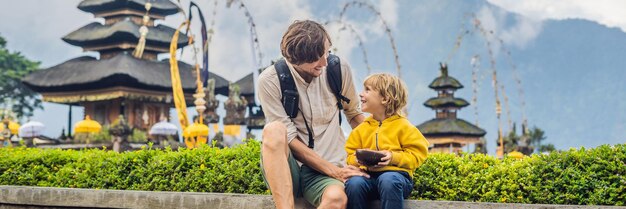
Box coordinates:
[200,164,206,169]
[483,163,489,168]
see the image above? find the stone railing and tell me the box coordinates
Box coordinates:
[1,186,624,209]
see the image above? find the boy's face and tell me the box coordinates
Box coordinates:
[292,39,330,79]
[359,85,386,114]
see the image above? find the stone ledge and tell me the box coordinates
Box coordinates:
[1,186,624,209]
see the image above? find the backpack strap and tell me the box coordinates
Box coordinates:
[326,54,350,125]
[275,59,298,118]
[274,59,314,148]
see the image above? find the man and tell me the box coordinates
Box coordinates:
[258,20,367,209]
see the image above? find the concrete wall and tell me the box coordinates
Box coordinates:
[1,186,624,209]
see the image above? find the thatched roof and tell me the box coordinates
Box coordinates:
[428,76,463,90]
[63,21,188,50]
[416,118,486,137]
[429,63,463,90]
[424,97,469,109]
[23,53,229,95]
[78,0,179,16]
[234,73,254,97]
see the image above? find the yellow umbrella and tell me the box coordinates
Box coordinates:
[507,151,525,159]
[74,115,102,133]
[183,122,209,148]
[223,125,241,136]
[0,121,20,135]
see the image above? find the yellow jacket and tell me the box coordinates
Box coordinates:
[346,115,429,178]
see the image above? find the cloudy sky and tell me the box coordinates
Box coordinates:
[1,0,624,154]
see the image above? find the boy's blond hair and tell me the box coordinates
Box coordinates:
[363,73,408,116]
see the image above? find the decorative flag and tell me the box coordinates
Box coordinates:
[188,2,210,86]
[169,22,190,131]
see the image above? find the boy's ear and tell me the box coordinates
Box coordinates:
[382,97,390,104]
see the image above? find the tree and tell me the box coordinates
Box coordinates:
[527,126,547,148]
[0,35,42,119]
[500,124,553,155]
[538,144,556,153]
[500,123,522,153]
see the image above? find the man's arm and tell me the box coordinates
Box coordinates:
[289,136,368,181]
[339,59,364,129]
[349,114,365,129]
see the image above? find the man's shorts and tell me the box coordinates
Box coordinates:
[261,150,344,207]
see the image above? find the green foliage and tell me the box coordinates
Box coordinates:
[0,140,267,194]
[129,129,147,143]
[0,34,42,119]
[73,126,111,143]
[1,142,624,205]
[413,145,626,205]
[539,144,556,153]
[527,126,546,148]
[500,124,552,155]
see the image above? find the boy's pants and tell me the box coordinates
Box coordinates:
[344,171,413,209]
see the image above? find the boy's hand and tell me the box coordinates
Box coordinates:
[376,150,392,166]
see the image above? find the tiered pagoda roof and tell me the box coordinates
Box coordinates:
[417,63,486,138]
[427,65,463,90]
[424,97,469,109]
[417,118,485,137]
[78,0,179,19]
[23,53,229,103]
[22,0,230,104]
[63,21,188,52]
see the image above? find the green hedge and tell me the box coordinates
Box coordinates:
[413,145,625,205]
[0,141,624,205]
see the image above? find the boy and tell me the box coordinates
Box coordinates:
[345,73,429,209]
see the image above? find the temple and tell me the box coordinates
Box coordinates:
[416,63,486,153]
[22,0,229,130]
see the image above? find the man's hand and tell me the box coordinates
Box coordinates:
[332,165,370,182]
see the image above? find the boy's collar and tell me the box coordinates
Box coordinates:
[365,114,403,123]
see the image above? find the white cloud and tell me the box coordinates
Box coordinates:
[487,0,626,33]
[0,0,92,67]
[500,15,543,48]
[476,5,543,48]
[324,0,398,72]
[360,0,398,37]
[379,0,398,28]
[165,0,313,82]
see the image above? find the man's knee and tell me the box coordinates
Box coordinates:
[320,185,347,208]
[262,121,287,151]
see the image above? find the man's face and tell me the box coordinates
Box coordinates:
[292,39,331,80]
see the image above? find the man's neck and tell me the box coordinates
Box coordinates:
[292,65,313,83]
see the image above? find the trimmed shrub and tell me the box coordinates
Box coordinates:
[0,141,624,205]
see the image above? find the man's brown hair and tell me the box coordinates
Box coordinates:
[280,20,332,65]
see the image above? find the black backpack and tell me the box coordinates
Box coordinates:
[274,54,350,148]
